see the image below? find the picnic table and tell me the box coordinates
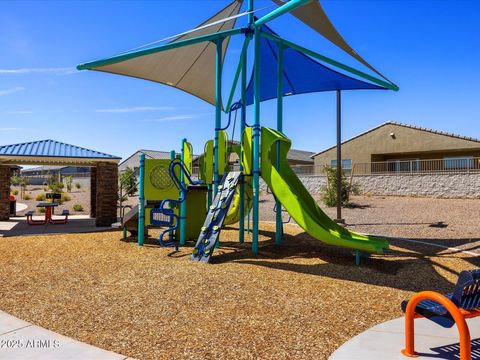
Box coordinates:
[26,202,69,226]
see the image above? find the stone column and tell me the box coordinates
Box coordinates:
[90,167,96,218]
[0,166,11,220]
[95,162,118,227]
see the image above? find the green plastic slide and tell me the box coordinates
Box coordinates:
[261,127,389,254]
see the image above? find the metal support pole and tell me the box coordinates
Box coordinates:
[252,27,261,255]
[275,44,284,246]
[137,153,145,246]
[248,0,254,24]
[239,37,248,244]
[335,90,344,224]
[180,139,187,246]
[169,150,175,242]
[213,39,223,196]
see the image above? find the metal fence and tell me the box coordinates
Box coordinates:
[353,157,480,175]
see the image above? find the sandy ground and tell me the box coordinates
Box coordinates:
[11,185,90,216]
[0,195,479,359]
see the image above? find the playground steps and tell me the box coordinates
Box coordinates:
[191,171,241,263]
[123,205,139,235]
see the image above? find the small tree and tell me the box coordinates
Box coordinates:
[19,176,29,200]
[10,175,20,186]
[65,176,73,192]
[120,167,137,197]
[320,165,351,207]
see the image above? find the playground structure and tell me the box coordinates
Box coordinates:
[77,0,398,263]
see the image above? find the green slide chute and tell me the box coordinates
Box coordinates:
[261,127,388,254]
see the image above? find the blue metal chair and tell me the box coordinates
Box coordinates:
[401,269,480,359]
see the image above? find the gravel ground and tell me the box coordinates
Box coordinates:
[0,196,479,359]
[12,185,90,216]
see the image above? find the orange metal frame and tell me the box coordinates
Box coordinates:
[401,290,476,360]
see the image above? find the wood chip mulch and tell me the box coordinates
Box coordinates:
[0,222,478,359]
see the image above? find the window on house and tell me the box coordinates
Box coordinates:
[443,156,474,170]
[387,159,420,173]
[330,159,352,172]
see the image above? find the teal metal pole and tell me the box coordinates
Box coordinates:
[213,38,223,196]
[169,150,175,242]
[137,153,145,246]
[248,0,254,24]
[239,37,248,244]
[254,0,311,27]
[251,27,261,255]
[180,139,187,246]
[275,44,284,246]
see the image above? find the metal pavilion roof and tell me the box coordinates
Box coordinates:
[0,139,120,165]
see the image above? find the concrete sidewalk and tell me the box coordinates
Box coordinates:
[329,315,480,360]
[0,215,112,237]
[0,310,133,359]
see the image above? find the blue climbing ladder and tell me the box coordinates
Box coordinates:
[191,171,241,262]
[151,158,202,250]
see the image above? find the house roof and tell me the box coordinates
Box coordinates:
[288,149,315,163]
[311,121,480,157]
[0,139,120,165]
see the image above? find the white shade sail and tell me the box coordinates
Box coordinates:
[81,0,244,106]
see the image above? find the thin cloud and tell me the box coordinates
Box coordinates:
[0,127,22,131]
[96,106,175,113]
[4,110,33,114]
[0,87,25,96]
[152,115,195,122]
[0,67,76,75]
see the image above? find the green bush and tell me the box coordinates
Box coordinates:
[120,167,137,196]
[320,165,351,207]
[23,194,32,200]
[10,175,20,186]
[35,193,46,201]
[38,207,45,213]
[65,176,73,192]
[75,182,81,189]
[49,181,64,194]
[12,189,18,195]
[73,204,84,212]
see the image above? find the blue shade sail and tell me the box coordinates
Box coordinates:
[245,25,384,106]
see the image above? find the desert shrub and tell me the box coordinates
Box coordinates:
[120,167,137,196]
[65,176,73,192]
[61,193,71,203]
[320,165,351,207]
[73,204,83,212]
[12,189,18,195]
[23,194,32,200]
[350,183,362,196]
[49,181,64,194]
[10,175,20,186]
[35,193,46,201]
[38,207,45,213]
[75,182,81,189]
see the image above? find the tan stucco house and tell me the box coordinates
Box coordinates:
[312,122,480,174]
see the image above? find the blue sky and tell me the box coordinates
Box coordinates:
[1,0,479,160]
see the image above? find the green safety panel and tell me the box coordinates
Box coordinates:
[183,140,193,184]
[200,140,214,185]
[242,127,253,175]
[175,186,207,240]
[144,159,179,201]
[218,130,228,176]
